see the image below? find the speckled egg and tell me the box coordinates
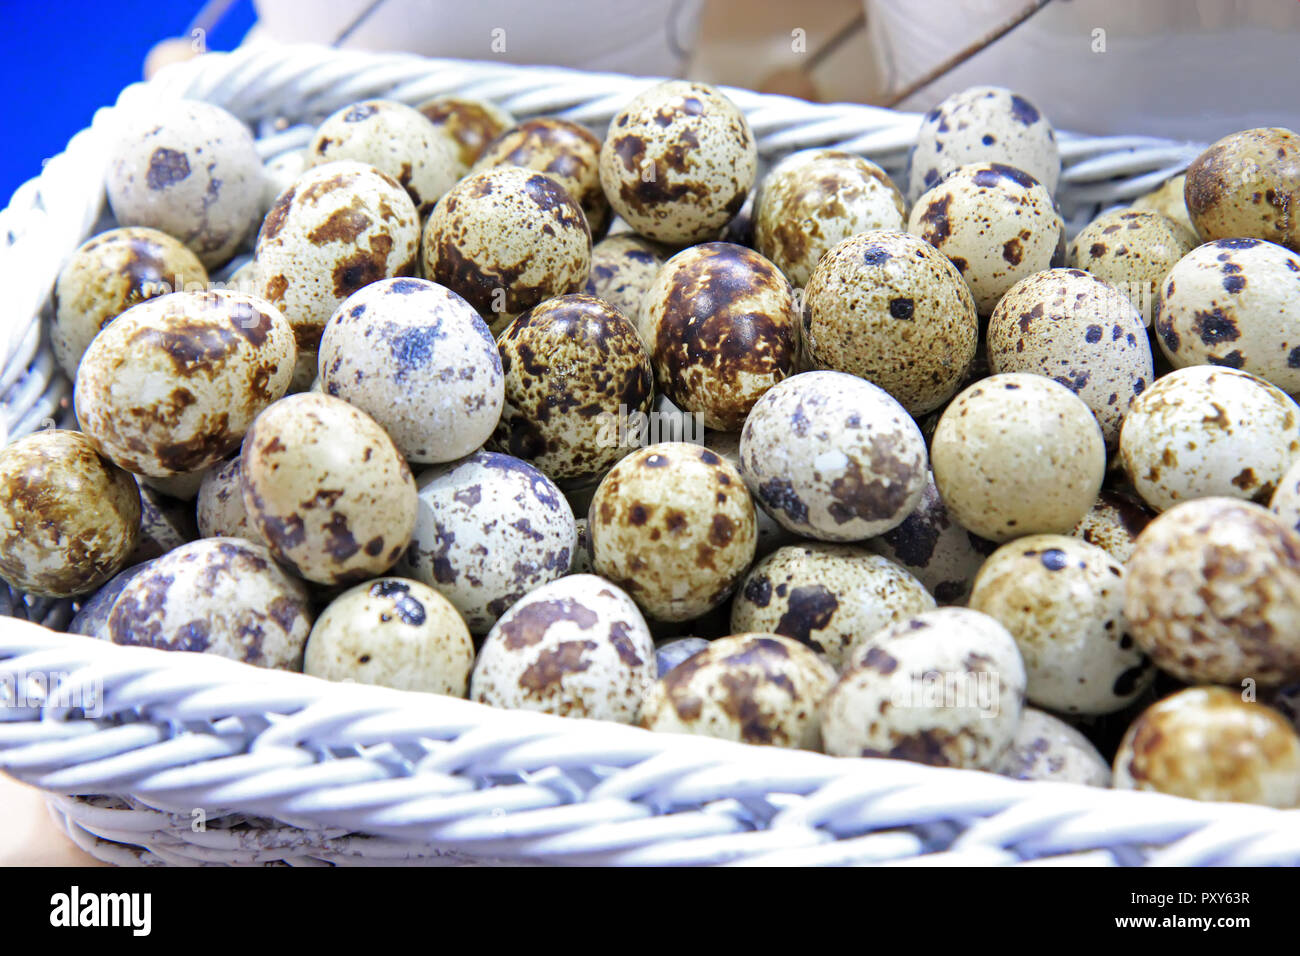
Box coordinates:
[471,574,653,721]
[398,450,576,633]
[255,160,420,362]
[106,101,262,267]
[1118,365,1300,512]
[473,118,610,238]
[1068,209,1197,325]
[731,544,935,669]
[52,227,207,379]
[588,442,756,622]
[261,150,306,214]
[1132,173,1196,236]
[824,607,1026,768]
[1070,489,1153,564]
[196,454,263,543]
[907,162,1065,315]
[932,373,1106,542]
[1154,238,1300,394]
[1185,127,1300,253]
[639,242,798,430]
[655,636,709,677]
[129,482,197,562]
[107,537,313,669]
[304,577,474,696]
[739,370,928,541]
[417,96,516,177]
[868,470,997,605]
[703,429,798,557]
[241,393,417,585]
[754,149,905,288]
[996,707,1111,787]
[581,234,670,319]
[421,165,591,330]
[307,99,459,218]
[599,80,757,245]
[803,230,978,415]
[491,294,652,482]
[969,534,1152,714]
[1114,687,1300,807]
[988,268,1153,446]
[907,86,1060,203]
[318,277,504,464]
[0,430,140,597]
[66,559,154,639]
[1124,497,1300,685]
[75,290,296,477]
[640,633,836,748]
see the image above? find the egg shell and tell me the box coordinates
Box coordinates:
[1185,127,1300,253]
[1069,489,1152,564]
[308,99,459,217]
[996,707,1111,787]
[804,230,978,415]
[196,454,263,543]
[740,370,927,541]
[473,117,610,237]
[931,373,1106,542]
[471,574,654,722]
[824,607,1025,768]
[1154,238,1300,393]
[731,544,934,669]
[703,429,799,557]
[755,149,905,288]
[399,450,576,633]
[52,227,208,379]
[638,242,798,430]
[1068,209,1196,326]
[422,165,591,327]
[129,482,198,563]
[256,160,421,356]
[75,290,296,477]
[868,470,997,604]
[599,80,757,244]
[969,534,1152,714]
[1131,173,1196,236]
[1124,497,1300,685]
[107,537,313,669]
[988,268,1153,446]
[261,150,306,214]
[66,559,155,639]
[588,441,756,622]
[106,101,263,267]
[241,393,417,585]
[639,633,836,749]
[0,430,141,598]
[1271,456,1300,533]
[417,96,516,176]
[1118,365,1300,512]
[907,86,1060,202]
[581,234,670,319]
[1114,687,1300,807]
[304,577,474,696]
[655,636,710,677]
[908,161,1065,315]
[139,466,210,502]
[319,277,504,464]
[492,294,653,482]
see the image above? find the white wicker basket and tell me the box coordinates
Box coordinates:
[6,44,1292,867]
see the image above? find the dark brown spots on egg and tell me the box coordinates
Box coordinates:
[332,234,395,298]
[1192,307,1239,346]
[519,640,596,693]
[308,203,373,245]
[1001,237,1023,265]
[500,597,597,649]
[709,513,734,547]
[917,193,952,245]
[775,585,838,646]
[146,147,191,190]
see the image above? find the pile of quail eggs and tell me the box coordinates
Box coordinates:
[5,78,1300,811]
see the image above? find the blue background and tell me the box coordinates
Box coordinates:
[2,0,258,205]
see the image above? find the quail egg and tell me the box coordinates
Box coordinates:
[1070,489,1153,564]
[703,429,798,557]
[1185,127,1300,253]
[75,290,296,477]
[66,559,155,639]
[471,574,655,722]
[1131,173,1196,237]
[996,707,1111,787]
[240,393,417,585]
[417,96,516,176]
[319,277,504,464]
[599,80,757,245]
[129,482,197,562]
[399,450,576,633]
[1068,209,1197,325]
[803,230,978,415]
[581,234,670,319]
[196,454,263,543]
[655,636,710,677]
[931,373,1106,541]
[740,370,928,541]
[640,633,837,749]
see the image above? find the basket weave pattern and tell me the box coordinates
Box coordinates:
[3,45,1278,866]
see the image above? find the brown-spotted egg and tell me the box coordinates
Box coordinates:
[1185,127,1300,253]
[196,454,263,543]
[1068,209,1197,325]
[1131,173,1196,236]
[1070,489,1153,564]
[417,96,516,177]
[997,707,1111,787]
[581,234,670,319]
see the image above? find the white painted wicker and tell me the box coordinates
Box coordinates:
[1,44,1269,867]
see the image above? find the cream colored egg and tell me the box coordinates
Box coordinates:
[1185,127,1300,253]
[196,454,263,543]
[1069,489,1152,564]
[1131,173,1195,237]
[581,234,670,319]
[996,708,1111,787]
[417,96,516,176]
[1068,209,1196,326]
